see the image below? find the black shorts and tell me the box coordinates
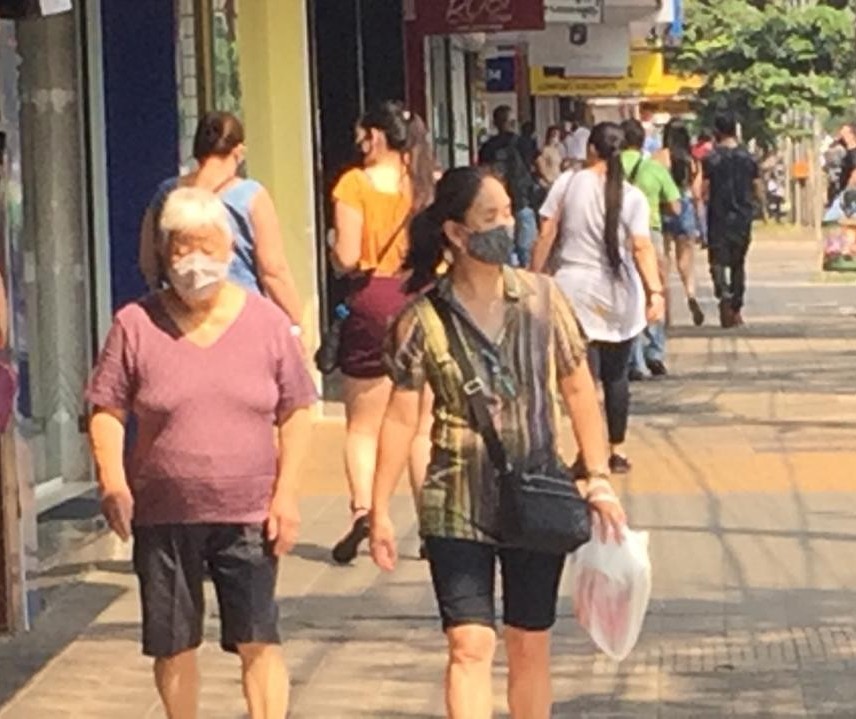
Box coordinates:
[133,523,280,658]
[425,537,565,632]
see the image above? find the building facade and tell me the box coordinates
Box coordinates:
[0,0,319,633]
[403,0,686,166]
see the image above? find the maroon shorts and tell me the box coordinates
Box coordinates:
[339,275,410,379]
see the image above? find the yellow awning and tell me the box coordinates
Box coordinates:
[530,51,704,98]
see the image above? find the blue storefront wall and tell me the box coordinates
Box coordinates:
[100,1,179,310]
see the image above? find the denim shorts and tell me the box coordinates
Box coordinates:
[133,523,280,657]
[663,196,698,238]
[425,537,565,632]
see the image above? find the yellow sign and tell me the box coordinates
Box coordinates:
[530,51,704,98]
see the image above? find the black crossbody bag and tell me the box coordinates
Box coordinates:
[428,292,591,555]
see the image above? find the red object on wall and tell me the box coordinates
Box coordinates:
[410,0,545,35]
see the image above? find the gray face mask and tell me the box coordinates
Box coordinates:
[466,224,515,265]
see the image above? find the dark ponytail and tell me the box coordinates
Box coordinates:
[664,119,693,189]
[404,166,488,294]
[589,122,625,278]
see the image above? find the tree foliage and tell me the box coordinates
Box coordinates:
[673,0,856,146]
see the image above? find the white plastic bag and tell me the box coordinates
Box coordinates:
[569,525,652,662]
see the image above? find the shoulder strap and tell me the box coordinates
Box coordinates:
[427,292,510,476]
[628,157,644,185]
[375,207,412,267]
[222,202,263,293]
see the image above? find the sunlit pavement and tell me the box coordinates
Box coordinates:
[2,229,856,717]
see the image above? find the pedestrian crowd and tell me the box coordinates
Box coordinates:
[84,101,767,718]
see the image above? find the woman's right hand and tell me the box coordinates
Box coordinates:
[370,511,398,572]
[101,485,134,542]
[646,292,666,324]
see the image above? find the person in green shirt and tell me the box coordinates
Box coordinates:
[620,119,681,379]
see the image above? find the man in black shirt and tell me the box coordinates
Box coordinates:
[478,105,537,266]
[703,112,763,328]
[838,123,856,194]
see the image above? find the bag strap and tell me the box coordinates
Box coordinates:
[375,208,411,268]
[222,202,264,293]
[628,156,644,185]
[427,292,511,477]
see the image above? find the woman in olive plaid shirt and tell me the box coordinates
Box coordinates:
[370,167,625,719]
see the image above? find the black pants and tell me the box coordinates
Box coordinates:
[587,340,634,445]
[708,234,750,311]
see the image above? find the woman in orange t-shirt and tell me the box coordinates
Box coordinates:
[330,102,435,563]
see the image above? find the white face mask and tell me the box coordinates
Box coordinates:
[167,250,232,302]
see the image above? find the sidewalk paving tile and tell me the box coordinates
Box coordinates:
[2,238,856,717]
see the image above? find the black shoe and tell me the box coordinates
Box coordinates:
[719,299,736,329]
[332,514,370,565]
[646,359,668,377]
[629,368,646,382]
[688,298,705,327]
[609,454,632,474]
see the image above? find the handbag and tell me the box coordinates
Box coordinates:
[428,292,591,555]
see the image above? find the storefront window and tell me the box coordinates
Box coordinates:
[211,0,242,116]
[176,0,244,169]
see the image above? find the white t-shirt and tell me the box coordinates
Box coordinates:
[541,168,651,343]
[562,127,591,162]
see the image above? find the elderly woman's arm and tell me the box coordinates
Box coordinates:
[267,406,312,556]
[89,407,133,541]
[250,187,304,327]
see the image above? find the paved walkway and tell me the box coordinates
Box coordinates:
[3,234,856,717]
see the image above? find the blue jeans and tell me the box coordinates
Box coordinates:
[630,230,666,372]
[630,322,665,374]
[513,207,537,267]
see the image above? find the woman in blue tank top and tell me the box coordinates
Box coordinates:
[139,112,304,331]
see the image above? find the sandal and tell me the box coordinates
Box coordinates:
[332,512,370,565]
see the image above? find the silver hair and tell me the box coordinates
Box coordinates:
[158,187,232,248]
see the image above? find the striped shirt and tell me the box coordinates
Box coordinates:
[384,268,587,543]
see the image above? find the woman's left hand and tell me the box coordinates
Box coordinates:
[589,496,627,543]
[647,293,666,324]
[267,488,301,556]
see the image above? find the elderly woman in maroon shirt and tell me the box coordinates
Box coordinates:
[86,187,316,719]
